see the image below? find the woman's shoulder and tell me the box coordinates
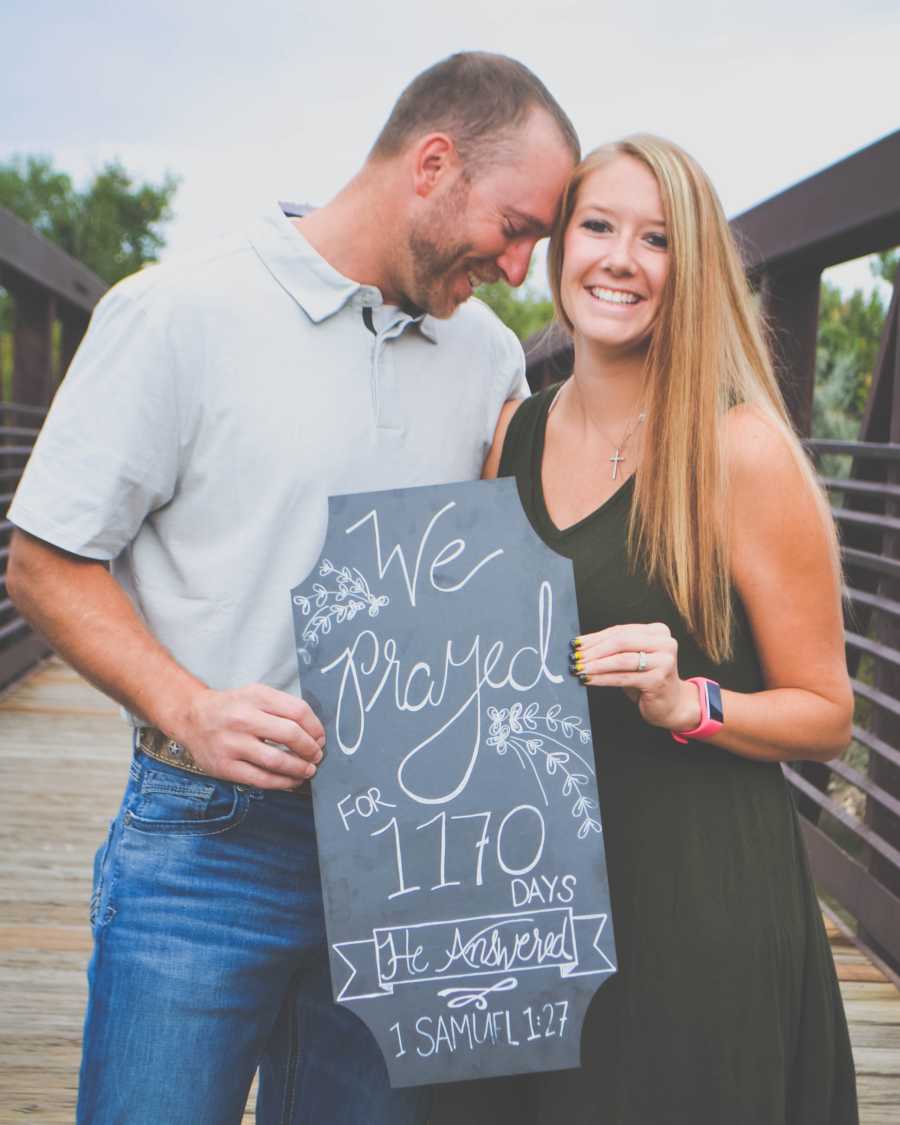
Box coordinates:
[722,403,806,487]
[511,382,565,431]
[722,402,835,568]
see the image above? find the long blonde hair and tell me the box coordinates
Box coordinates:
[548,135,833,662]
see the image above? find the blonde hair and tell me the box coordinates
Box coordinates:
[548,135,834,662]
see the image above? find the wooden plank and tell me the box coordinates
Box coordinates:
[836,962,890,984]
[0,658,898,1122]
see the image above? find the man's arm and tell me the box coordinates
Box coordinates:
[7,530,324,789]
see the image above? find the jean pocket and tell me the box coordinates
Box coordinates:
[124,767,250,836]
[89,819,117,929]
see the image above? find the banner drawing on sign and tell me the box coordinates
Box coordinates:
[334,908,616,1004]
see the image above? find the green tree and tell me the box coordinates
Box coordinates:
[812,346,863,445]
[0,154,178,284]
[871,248,899,287]
[815,280,887,424]
[475,270,555,341]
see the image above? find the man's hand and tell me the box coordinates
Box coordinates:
[170,683,326,790]
[7,531,326,789]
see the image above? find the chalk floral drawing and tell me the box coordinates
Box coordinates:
[486,702,602,840]
[294,559,388,664]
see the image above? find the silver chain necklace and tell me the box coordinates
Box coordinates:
[606,409,647,480]
[551,381,647,480]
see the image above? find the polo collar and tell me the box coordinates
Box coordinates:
[412,312,438,343]
[248,204,438,342]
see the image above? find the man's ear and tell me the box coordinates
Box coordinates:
[411,133,459,198]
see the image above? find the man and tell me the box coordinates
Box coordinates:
[8,52,577,1124]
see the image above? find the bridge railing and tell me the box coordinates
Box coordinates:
[734,131,900,978]
[0,401,48,686]
[800,395,900,975]
[0,205,106,689]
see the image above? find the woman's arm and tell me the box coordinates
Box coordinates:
[572,406,853,763]
[482,398,523,480]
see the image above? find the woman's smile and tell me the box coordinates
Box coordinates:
[585,284,642,306]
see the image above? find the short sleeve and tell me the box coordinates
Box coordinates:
[494,318,529,401]
[8,273,181,560]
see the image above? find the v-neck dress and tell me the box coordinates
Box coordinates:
[431,386,857,1125]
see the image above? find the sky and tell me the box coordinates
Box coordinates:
[2,0,898,298]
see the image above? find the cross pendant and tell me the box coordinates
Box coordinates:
[609,449,625,480]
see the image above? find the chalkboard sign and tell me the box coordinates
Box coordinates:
[291,478,616,1088]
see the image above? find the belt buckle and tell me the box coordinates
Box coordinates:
[138,727,207,776]
[137,727,311,797]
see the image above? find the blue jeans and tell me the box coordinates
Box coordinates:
[78,747,432,1124]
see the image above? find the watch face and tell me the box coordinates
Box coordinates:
[706,681,724,725]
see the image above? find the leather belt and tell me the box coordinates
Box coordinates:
[137,727,311,797]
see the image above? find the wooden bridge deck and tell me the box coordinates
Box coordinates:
[1,658,899,1123]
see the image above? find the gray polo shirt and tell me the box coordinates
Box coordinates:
[10,204,527,700]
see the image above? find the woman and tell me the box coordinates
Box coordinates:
[434,137,858,1124]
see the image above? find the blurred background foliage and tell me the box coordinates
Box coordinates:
[0,155,178,284]
[0,153,896,440]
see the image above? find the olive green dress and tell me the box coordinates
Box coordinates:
[432,387,857,1125]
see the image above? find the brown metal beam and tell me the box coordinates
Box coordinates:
[0,206,106,314]
[760,268,821,434]
[0,629,50,693]
[10,279,55,407]
[733,129,900,275]
[59,305,90,377]
[800,818,900,968]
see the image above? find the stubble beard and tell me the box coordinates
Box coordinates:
[405,180,474,319]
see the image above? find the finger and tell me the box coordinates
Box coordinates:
[250,711,325,763]
[572,625,672,662]
[579,669,670,690]
[231,759,312,792]
[243,740,319,781]
[571,650,660,679]
[215,731,316,781]
[573,625,652,657]
[245,685,327,746]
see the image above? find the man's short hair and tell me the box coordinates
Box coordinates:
[370,52,580,172]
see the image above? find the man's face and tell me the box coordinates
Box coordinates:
[404,112,575,318]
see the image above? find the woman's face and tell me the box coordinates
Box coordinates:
[560,155,670,354]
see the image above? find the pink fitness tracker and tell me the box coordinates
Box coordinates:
[671,677,724,744]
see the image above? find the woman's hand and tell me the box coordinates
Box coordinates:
[571,622,701,733]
